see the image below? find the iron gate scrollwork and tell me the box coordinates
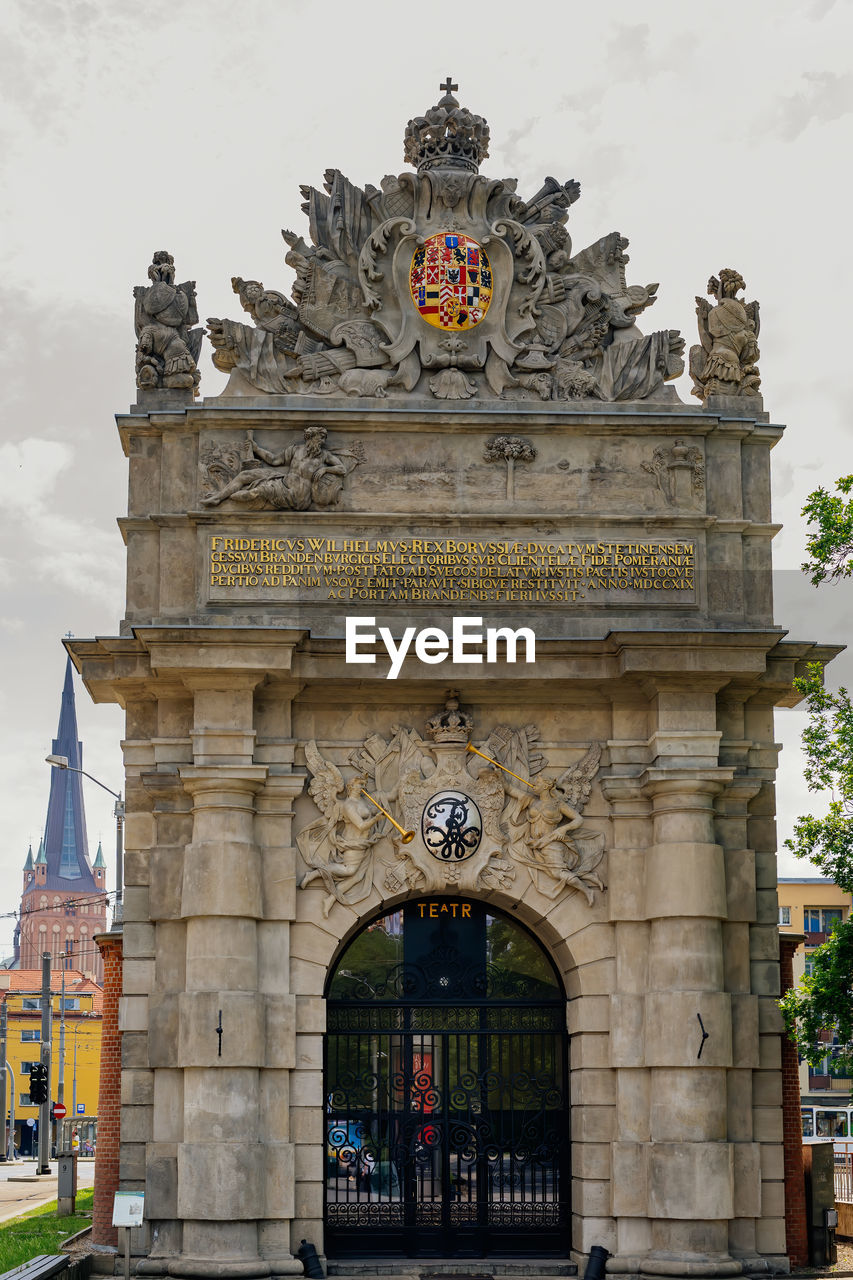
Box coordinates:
[324,901,569,1258]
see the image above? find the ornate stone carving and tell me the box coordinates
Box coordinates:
[642,440,705,506]
[425,690,474,743]
[133,251,202,394]
[199,426,363,510]
[296,743,384,917]
[296,694,607,912]
[689,269,761,402]
[484,436,537,500]
[202,82,685,405]
[403,78,490,173]
[502,743,605,905]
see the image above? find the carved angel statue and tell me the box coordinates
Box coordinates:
[689,268,760,401]
[500,740,605,904]
[297,743,387,916]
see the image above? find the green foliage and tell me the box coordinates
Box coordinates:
[801,474,853,585]
[784,664,853,885]
[0,1187,94,1271]
[781,475,853,1062]
[780,917,853,1072]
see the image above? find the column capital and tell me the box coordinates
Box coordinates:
[599,776,650,814]
[180,765,269,797]
[639,767,734,800]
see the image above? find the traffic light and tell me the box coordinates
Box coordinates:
[28,1063,48,1105]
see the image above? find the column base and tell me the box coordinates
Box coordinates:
[137,1259,303,1278]
[600,1257,753,1278]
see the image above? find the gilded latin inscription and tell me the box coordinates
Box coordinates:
[207,535,696,604]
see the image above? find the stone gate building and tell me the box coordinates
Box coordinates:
[70,81,833,1280]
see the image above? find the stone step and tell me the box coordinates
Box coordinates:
[326,1262,577,1277]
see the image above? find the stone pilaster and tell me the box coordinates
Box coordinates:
[161,671,302,1278]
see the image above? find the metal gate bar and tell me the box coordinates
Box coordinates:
[325,1002,568,1257]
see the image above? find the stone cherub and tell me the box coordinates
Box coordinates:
[200,425,363,511]
[689,268,760,401]
[133,251,202,394]
[296,742,388,916]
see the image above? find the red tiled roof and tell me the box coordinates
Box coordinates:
[0,969,103,1013]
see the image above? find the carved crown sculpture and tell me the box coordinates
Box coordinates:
[426,690,474,743]
[403,78,490,173]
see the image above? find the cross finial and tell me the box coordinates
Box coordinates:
[440,77,458,97]
[64,630,74,639]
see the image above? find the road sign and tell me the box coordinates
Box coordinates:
[53,1103,67,1119]
[76,1103,85,1114]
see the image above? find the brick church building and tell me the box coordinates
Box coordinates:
[13,658,108,983]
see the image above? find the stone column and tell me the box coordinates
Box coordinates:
[601,775,652,1262]
[640,771,743,1263]
[167,673,302,1278]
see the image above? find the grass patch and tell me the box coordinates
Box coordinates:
[0,1188,93,1272]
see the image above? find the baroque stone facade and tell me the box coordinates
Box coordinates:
[68,82,832,1280]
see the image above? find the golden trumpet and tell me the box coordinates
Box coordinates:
[360,789,416,843]
[466,744,537,789]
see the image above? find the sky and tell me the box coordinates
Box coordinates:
[1,0,852,958]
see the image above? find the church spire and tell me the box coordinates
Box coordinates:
[30,656,96,892]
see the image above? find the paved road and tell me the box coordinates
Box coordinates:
[0,1158,96,1224]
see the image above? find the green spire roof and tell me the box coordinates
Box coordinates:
[93,841,107,869]
[35,836,47,866]
[24,844,34,871]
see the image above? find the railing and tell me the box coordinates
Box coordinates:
[833,1141,853,1202]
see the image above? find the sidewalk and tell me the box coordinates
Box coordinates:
[0,1160,96,1224]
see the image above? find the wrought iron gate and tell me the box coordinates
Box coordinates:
[325,901,569,1257]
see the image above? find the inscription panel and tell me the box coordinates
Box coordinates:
[206,533,697,606]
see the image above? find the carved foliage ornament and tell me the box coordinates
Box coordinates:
[296,693,607,914]
[203,82,684,404]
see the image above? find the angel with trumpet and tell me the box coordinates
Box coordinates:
[496,738,606,905]
[297,741,388,916]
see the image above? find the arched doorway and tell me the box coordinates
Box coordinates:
[324,898,569,1258]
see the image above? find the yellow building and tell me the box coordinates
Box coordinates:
[778,877,853,1127]
[0,969,102,1158]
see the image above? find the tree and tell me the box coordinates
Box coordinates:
[779,475,853,1069]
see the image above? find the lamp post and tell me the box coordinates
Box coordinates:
[5,1063,15,1162]
[45,754,124,927]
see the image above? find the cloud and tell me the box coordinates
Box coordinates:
[770,70,853,139]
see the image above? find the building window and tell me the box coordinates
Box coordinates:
[804,907,845,934]
[805,954,816,977]
[21,1030,39,1042]
[21,1061,39,1074]
[779,906,791,925]
[61,998,80,1011]
[21,998,41,1011]
[20,1093,31,1106]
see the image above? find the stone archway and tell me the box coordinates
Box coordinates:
[322,896,571,1259]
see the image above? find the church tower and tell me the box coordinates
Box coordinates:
[17,657,108,983]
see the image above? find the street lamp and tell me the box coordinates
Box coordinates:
[45,754,124,927]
